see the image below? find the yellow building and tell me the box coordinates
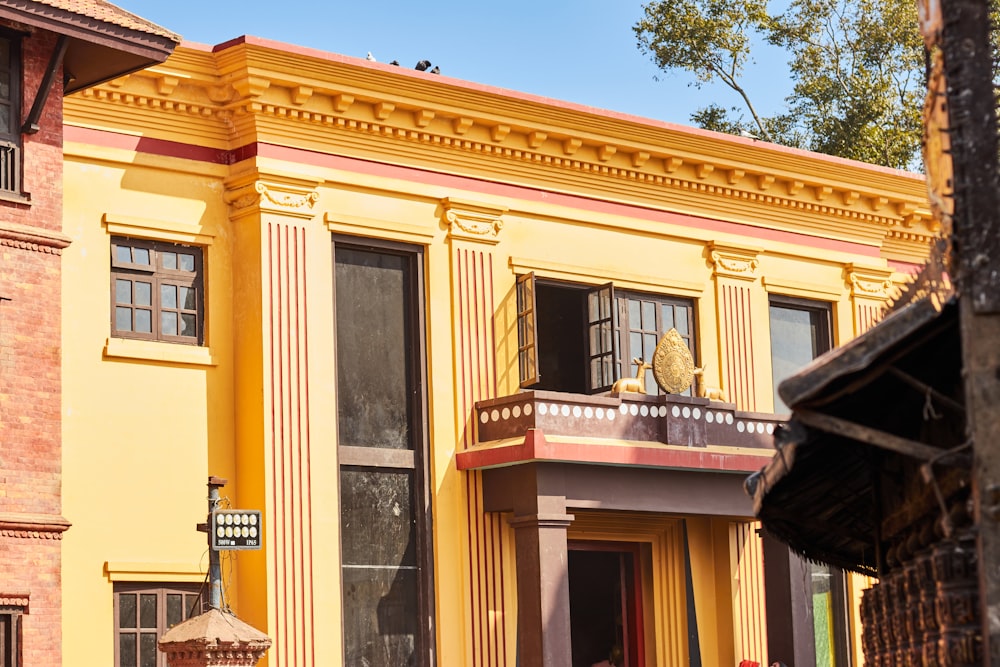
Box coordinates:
[61,36,933,667]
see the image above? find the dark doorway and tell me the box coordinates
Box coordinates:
[568,543,644,667]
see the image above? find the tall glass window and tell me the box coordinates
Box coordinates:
[768,297,832,413]
[334,241,433,667]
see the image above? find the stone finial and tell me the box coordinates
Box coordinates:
[159,608,271,667]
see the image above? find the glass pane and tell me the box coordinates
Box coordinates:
[630,332,642,360]
[590,358,602,388]
[139,593,157,628]
[601,323,612,351]
[161,285,177,309]
[184,594,200,619]
[119,594,137,629]
[335,248,412,449]
[770,304,825,412]
[116,279,132,305]
[811,562,835,667]
[116,307,132,332]
[133,248,150,265]
[179,286,196,310]
[180,313,196,337]
[676,307,689,335]
[166,594,182,628]
[162,252,177,270]
[116,245,132,264]
[139,633,157,667]
[0,104,9,135]
[135,309,152,333]
[340,469,415,567]
[135,282,151,307]
[119,633,136,667]
[644,333,657,357]
[162,311,177,336]
[599,290,610,318]
[179,253,195,271]
[342,566,417,667]
[628,300,640,329]
[642,300,655,329]
[662,305,675,332]
[588,291,599,320]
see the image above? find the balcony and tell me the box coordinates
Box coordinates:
[457,390,781,474]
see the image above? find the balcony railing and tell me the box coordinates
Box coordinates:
[474,390,783,450]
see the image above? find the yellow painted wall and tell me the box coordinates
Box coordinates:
[60,39,932,666]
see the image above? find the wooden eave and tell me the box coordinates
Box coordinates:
[0,1,178,94]
[747,297,967,574]
[64,38,935,261]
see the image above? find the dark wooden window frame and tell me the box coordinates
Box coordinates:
[516,273,696,394]
[0,606,23,667]
[332,236,436,667]
[110,236,204,345]
[112,583,204,667]
[614,289,697,395]
[0,30,22,197]
[764,297,847,666]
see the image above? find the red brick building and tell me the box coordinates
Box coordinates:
[0,3,176,664]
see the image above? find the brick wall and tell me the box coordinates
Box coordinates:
[0,23,67,667]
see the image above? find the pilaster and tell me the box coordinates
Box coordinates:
[708,242,765,412]
[846,263,893,334]
[224,171,335,667]
[441,196,512,667]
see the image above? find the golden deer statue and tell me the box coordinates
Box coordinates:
[692,364,727,402]
[612,358,652,394]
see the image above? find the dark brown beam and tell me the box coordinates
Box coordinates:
[22,35,66,134]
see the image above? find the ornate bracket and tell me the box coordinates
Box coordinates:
[708,242,761,281]
[441,197,507,244]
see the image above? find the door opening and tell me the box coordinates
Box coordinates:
[568,542,644,667]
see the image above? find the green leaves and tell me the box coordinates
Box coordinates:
[636,0,925,169]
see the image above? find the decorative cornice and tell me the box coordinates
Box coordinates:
[65,43,935,263]
[0,513,71,539]
[0,220,71,253]
[708,242,762,281]
[0,593,28,608]
[846,264,895,300]
[441,197,507,245]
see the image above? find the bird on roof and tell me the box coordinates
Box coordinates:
[415,60,431,71]
[430,66,441,74]
[390,60,399,66]
[366,51,376,61]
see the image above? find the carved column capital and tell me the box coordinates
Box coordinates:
[441,197,507,244]
[846,263,894,300]
[708,242,762,281]
[224,174,321,221]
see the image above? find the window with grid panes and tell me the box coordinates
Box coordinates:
[615,292,695,395]
[516,273,696,394]
[114,584,204,667]
[111,237,203,344]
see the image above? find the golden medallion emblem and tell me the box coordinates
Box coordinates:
[652,328,694,394]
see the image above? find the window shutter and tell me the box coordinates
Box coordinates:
[516,272,541,387]
[586,282,617,392]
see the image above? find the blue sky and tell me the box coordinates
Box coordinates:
[120,0,792,129]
